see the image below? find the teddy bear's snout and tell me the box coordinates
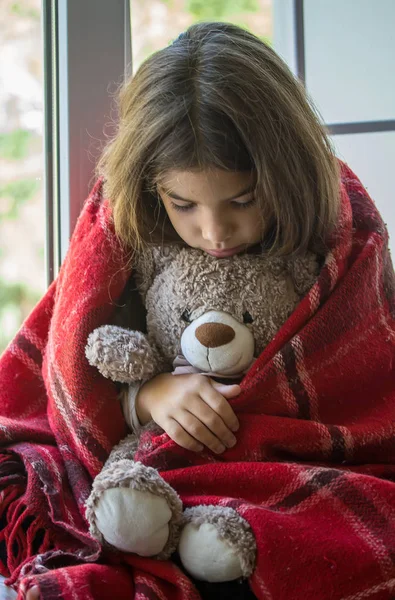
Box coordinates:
[195,323,236,348]
[181,311,255,374]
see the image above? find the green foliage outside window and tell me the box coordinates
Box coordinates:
[163,0,271,51]
[9,2,40,20]
[0,277,41,353]
[0,129,35,161]
[186,0,259,19]
[0,179,41,220]
[0,130,43,354]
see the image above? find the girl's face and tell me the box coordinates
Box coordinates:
[157,168,264,258]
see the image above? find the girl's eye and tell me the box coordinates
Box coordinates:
[181,309,192,323]
[232,198,257,209]
[171,198,256,212]
[243,311,254,324]
[171,202,194,212]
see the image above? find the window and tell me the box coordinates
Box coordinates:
[2,0,392,354]
[0,0,45,353]
[274,0,395,256]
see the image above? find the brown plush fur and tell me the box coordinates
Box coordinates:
[136,245,319,364]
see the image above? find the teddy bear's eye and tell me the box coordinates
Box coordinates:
[181,309,192,323]
[243,311,254,324]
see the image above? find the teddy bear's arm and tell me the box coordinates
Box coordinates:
[85,324,162,383]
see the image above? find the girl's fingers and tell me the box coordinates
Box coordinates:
[179,411,232,454]
[212,381,241,399]
[163,417,204,452]
[200,379,240,432]
[186,395,238,449]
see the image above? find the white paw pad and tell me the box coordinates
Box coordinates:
[95,486,172,556]
[178,522,243,582]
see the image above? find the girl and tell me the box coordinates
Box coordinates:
[97,20,340,456]
[15,20,394,600]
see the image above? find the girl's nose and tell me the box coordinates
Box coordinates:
[201,214,232,245]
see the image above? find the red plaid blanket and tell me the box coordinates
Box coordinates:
[0,161,394,600]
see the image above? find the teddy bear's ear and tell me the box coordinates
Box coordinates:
[285,252,320,297]
[134,244,182,300]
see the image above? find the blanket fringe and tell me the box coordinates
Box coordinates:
[0,453,53,582]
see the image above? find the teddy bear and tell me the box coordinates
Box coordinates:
[84,244,320,582]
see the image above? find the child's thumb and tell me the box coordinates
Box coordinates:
[211,381,241,398]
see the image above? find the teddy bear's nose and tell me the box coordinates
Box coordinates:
[195,323,235,348]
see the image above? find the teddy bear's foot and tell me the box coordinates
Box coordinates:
[85,460,183,558]
[178,505,256,583]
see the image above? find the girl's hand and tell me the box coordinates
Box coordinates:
[135,373,240,454]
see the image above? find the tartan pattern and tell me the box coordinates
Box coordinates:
[0,162,394,599]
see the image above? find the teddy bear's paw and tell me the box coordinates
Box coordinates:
[85,325,159,383]
[178,505,256,583]
[85,460,183,558]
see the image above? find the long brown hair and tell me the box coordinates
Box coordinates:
[96,21,340,258]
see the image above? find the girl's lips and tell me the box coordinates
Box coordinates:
[205,245,245,258]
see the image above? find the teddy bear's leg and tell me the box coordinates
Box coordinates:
[178,505,256,583]
[85,458,183,559]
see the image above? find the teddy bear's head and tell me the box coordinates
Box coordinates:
[135,245,320,376]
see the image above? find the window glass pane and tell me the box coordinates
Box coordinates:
[304,0,395,124]
[130,0,273,71]
[0,0,45,353]
[332,131,395,256]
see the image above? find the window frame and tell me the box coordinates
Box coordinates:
[43,0,132,285]
[290,0,395,136]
